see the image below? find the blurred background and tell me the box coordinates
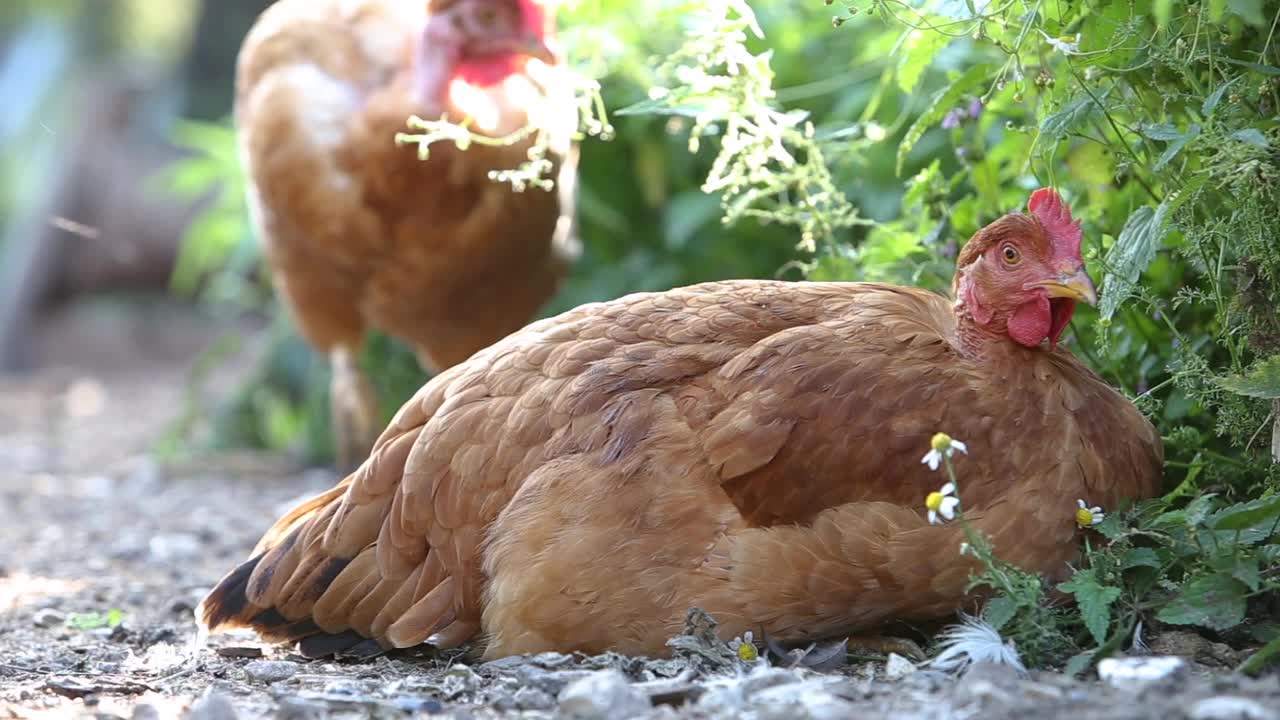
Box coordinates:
[0,0,1276,489]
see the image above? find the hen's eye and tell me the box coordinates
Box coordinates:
[1001,244,1020,265]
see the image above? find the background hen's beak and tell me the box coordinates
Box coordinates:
[468,33,557,64]
[1035,268,1099,306]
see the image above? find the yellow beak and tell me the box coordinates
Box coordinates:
[1034,268,1098,306]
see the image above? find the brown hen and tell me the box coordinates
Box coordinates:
[200,189,1163,659]
[237,0,579,467]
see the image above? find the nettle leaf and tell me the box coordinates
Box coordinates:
[1233,556,1263,592]
[1202,78,1239,115]
[982,596,1018,631]
[1039,94,1101,147]
[1154,124,1200,171]
[1210,494,1280,532]
[1156,574,1248,631]
[1058,569,1121,645]
[1122,547,1162,569]
[1100,199,1172,320]
[1141,123,1184,141]
[1217,356,1280,399]
[1230,128,1269,148]
[897,65,990,175]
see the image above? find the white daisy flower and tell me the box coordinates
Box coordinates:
[921,432,968,471]
[728,631,758,662]
[1075,499,1104,528]
[925,482,960,525]
[1039,29,1082,55]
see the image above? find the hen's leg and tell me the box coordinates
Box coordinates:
[329,346,380,473]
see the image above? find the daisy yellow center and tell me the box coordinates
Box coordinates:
[1076,507,1095,527]
[736,642,758,662]
[926,491,944,511]
[930,433,953,452]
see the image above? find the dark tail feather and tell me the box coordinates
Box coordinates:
[199,554,263,631]
[198,552,376,657]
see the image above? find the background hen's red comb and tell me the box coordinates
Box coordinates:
[1028,187,1082,257]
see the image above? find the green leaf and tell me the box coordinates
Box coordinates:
[1228,0,1266,26]
[1219,57,1280,75]
[1217,356,1280,399]
[1210,494,1280,532]
[1039,94,1100,146]
[1058,569,1121,645]
[1231,128,1270,148]
[982,596,1018,631]
[1202,79,1237,115]
[1141,123,1184,141]
[1232,556,1262,592]
[1239,635,1280,676]
[897,65,990,176]
[1064,651,1094,678]
[897,31,951,94]
[614,97,706,118]
[1122,547,1162,569]
[1156,574,1248,631]
[1154,124,1199,171]
[1100,199,1172,320]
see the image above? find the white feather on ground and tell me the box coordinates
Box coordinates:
[927,614,1027,676]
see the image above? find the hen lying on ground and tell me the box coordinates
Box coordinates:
[199,188,1164,659]
[236,0,579,468]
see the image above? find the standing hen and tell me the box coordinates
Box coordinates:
[200,189,1163,659]
[236,0,579,467]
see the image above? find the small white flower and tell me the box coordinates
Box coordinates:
[728,631,758,661]
[1039,29,1082,55]
[925,482,960,525]
[1075,499,1104,528]
[959,542,972,556]
[921,432,968,471]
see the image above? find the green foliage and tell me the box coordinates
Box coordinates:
[65,609,124,630]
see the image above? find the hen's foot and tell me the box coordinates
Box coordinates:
[329,347,380,473]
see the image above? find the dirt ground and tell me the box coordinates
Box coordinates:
[1,297,1278,720]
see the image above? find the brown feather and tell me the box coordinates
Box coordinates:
[200,273,1163,659]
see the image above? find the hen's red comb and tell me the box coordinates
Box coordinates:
[1028,187,1082,257]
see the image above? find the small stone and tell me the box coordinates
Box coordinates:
[274,698,323,720]
[558,670,651,719]
[1097,655,1188,693]
[512,686,555,710]
[241,659,300,684]
[185,688,239,720]
[149,533,202,562]
[33,608,66,628]
[131,704,161,720]
[1189,696,1278,720]
[885,653,917,679]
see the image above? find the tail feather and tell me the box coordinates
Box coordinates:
[197,424,468,657]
